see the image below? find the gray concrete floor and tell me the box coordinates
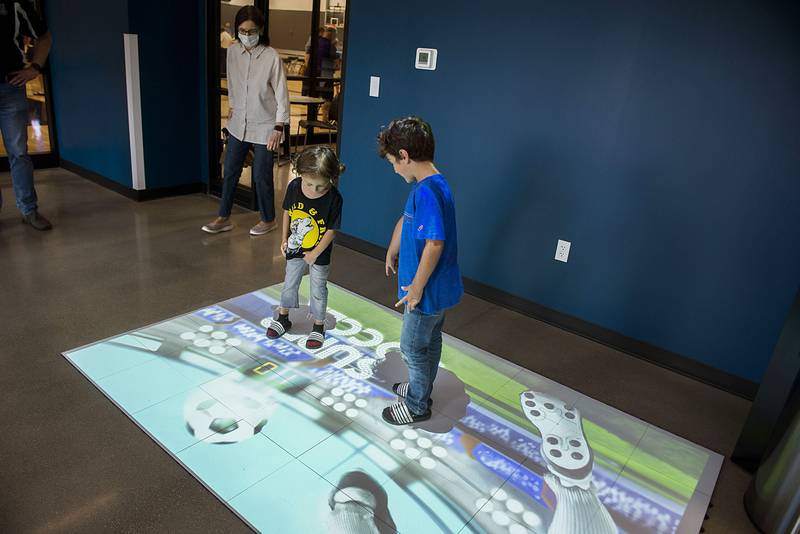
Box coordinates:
[0,168,757,533]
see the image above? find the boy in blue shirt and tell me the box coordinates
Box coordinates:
[378,117,463,425]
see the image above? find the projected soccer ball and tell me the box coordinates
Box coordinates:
[184,390,273,444]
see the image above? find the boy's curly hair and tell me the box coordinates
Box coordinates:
[377,117,435,162]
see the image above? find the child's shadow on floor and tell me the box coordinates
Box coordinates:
[379,353,470,434]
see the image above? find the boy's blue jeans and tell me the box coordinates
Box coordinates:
[400,306,446,415]
[0,83,38,215]
[218,133,275,222]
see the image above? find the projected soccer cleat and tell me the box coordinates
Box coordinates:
[327,471,396,534]
[520,391,593,490]
[544,474,617,534]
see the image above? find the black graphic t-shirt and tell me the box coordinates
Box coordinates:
[282,177,343,265]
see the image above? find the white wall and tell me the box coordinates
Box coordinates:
[225,0,346,13]
[268,0,313,11]
[267,0,346,12]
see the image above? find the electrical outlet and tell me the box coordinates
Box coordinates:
[555,240,571,262]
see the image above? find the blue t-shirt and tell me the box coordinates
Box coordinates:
[398,174,464,314]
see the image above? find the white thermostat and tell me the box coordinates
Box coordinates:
[415,48,438,70]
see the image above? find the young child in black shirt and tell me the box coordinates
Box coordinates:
[266,146,344,349]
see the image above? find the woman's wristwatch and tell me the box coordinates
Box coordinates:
[274,124,284,132]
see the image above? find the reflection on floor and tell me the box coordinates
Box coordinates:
[64,281,722,534]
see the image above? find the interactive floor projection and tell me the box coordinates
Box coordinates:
[64,281,722,534]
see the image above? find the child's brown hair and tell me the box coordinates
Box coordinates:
[292,146,345,185]
[377,116,435,162]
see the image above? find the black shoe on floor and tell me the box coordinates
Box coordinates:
[22,211,52,231]
[381,402,431,426]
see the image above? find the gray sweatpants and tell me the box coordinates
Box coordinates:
[280,258,331,323]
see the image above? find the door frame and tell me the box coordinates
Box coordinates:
[205,0,348,208]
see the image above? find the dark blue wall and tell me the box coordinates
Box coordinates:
[47,0,208,189]
[197,5,209,186]
[47,0,132,187]
[339,0,800,382]
[128,0,205,188]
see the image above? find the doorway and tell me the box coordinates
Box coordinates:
[206,0,348,211]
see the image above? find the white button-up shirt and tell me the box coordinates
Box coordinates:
[226,42,290,145]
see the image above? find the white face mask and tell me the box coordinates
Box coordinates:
[239,33,260,48]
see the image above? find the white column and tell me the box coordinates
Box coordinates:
[123,33,146,191]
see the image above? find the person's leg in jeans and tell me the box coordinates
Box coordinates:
[424,313,446,400]
[308,263,330,324]
[0,83,45,226]
[306,263,331,349]
[203,133,250,233]
[218,134,250,217]
[279,258,306,313]
[250,143,276,235]
[400,307,444,415]
[267,258,305,338]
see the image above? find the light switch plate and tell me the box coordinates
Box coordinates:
[369,76,380,97]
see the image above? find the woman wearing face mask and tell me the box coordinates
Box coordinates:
[203,6,290,236]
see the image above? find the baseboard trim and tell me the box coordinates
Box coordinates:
[336,232,759,400]
[61,159,204,201]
